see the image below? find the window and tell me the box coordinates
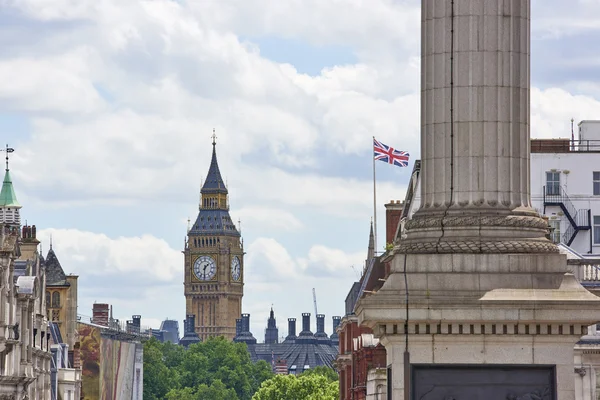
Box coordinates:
[594,172,600,196]
[45,291,50,308]
[595,216,600,245]
[546,172,560,195]
[52,291,60,308]
[549,219,561,244]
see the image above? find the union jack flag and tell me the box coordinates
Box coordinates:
[373,138,409,167]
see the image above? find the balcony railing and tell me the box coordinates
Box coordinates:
[531,139,600,153]
[570,260,600,287]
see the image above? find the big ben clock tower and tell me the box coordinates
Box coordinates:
[184,132,243,341]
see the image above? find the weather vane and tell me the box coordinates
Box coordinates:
[0,144,15,171]
[212,128,217,146]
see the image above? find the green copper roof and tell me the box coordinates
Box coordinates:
[0,170,21,208]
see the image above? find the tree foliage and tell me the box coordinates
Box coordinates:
[143,337,274,400]
[300,365,339,382]
[252,373,339,400]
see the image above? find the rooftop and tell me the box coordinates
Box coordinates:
[531,139,600,153]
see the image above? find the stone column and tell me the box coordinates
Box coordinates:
[403,0,553,253]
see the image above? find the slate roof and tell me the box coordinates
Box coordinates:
[0,169,20,208]
[188,209,240,237]
[201,143,227,195]
[248,342,339,371]
[45,248,70,287]
[237,311,339,373]
[189,142,240,237]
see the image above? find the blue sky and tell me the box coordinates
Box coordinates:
[2,0,600,338]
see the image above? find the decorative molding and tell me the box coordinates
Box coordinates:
[396,240,558,254]
[378,322,587,337]
[405,215,550,231]
[574,367,587,377]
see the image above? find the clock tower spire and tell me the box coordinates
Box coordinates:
[184,131,243,341]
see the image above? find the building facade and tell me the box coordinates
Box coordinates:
[183,134,244,341]
[338,218,395,400]
[0,163,52,399]
[78,303,146,400]
[531,120,600,256]
[45,247,79,351]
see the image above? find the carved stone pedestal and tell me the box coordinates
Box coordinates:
[356,252,600,400]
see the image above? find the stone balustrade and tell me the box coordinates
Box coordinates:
[569,260,600,286]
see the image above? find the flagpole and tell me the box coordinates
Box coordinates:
[372,136,378,255]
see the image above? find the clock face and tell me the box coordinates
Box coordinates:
[193,256,216,281]
[231,256,241,281]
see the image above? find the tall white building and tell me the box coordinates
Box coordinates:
[531,120,600,256]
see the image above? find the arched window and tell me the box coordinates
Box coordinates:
[45,291,50,308]
[52,291,60,308]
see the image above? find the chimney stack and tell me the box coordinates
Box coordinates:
[300,313,312,336]
[235,318,242,337]
[385,200,404,245]
[285,318,297,342]
[92,303,110,327]
[315,314,329,342]
[233,314,257,345]
[185,314,196,334]
[332,316,341,333]
[316,314,326,334]
[241,313,250,333]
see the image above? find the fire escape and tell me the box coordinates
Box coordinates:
[543,185,591,246]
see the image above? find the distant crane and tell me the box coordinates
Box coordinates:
[312,288,318,316]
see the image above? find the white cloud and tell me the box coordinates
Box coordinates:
[531,87,600,138]
[3,0,600,339]
[236,207,304,232]
[37,228,182,282]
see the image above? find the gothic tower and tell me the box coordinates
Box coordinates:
[184,134,243,341]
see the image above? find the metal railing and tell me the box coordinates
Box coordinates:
[531,139,600,153]
[543,186,591,246]
[77,314,153,339]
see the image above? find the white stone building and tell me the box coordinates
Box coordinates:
[0,164,52,399]
[530,120,600,256]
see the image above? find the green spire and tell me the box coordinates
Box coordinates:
[0,169,21,208]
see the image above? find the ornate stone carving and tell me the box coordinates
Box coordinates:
[405,215,550,231]
[396,240,559,254]
[574,367,587,377]
[0,394,16,400]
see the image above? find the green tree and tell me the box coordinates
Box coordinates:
[252,374,339,400]
[195,379,239,400]
[300,366,338,382]
[165,380,238,400]
[143,336,273,400]
[143,338,180,400]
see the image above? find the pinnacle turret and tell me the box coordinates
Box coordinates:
[201,132,227,196]
[0,151,22,226]
[367,221,374,264]
[0,169,20,208]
